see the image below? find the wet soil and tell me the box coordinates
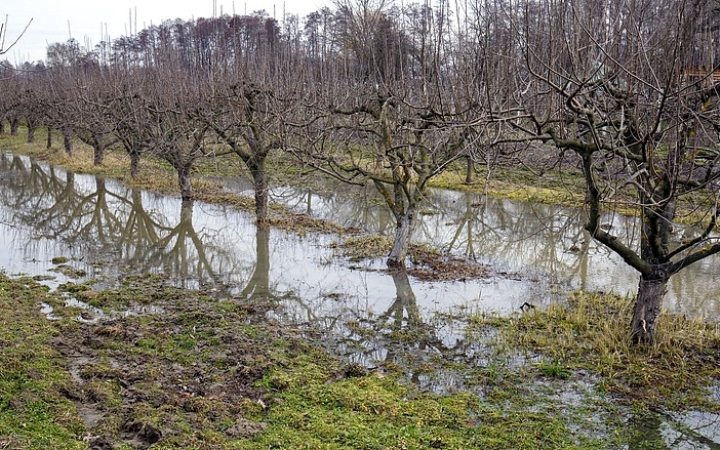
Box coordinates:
[48,275,311,449]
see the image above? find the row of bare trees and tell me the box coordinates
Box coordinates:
[3,0,720,344]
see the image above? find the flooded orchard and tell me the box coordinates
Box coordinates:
[4,152,720,319]
[2,152,720,448]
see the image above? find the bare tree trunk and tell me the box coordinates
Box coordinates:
[27,123,36,143]
[10,117,18,136]
[130,151,141,178]
[387,206,415,269]
[250,160,269,224]
[465,156,474,184]
[93,143,104,165]
[630,273,669,345]
[46,127,53,149]
[177,165,193,201]
[62,127,73,156]
[0,120,5,134]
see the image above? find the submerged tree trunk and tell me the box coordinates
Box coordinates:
[249,159,269,224]
[387,206,415,269]
[630,271,669,345]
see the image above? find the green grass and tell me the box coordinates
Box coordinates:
[2,273,720,448]
[0,275,88,449]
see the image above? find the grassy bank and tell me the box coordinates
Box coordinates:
[3,274,720,448]
[0,276,87,449]
[0,127,581,207]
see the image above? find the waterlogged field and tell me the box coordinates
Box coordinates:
[0,141,719,448]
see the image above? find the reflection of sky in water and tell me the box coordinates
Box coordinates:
[264,179,720,319]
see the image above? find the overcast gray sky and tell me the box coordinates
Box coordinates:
[2,1,328,64]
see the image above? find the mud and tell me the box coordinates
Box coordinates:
[48,276,296,449]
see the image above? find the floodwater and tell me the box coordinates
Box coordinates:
[2,152,720,448]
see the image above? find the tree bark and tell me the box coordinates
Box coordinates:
[62,127,73,156]
[465,156,474,184]
[10,118,18,136]
[93,143,104,166]
[177,165,193,201]
[46,127,52,149]
[27,123,36,143]
[387,206,415,269]
[630,272,669,345]
[249,159,269,224]
[130,151,141,178]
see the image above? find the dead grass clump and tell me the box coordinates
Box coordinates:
[499,291,720,409]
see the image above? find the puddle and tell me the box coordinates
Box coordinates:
[629,412,720,449]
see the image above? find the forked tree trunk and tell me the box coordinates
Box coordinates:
[630,274,669,345]
[387,206,415,269]
[250,160,269,224]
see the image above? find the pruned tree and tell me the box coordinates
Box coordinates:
[310,86,471,268]
[517,0,720,344]
[203,72,296,225]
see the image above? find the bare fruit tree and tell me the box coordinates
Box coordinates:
[517,0,720,344]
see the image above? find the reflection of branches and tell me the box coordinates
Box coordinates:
[331,269,473,387]
[627,413,720,450]
[0,155,242,290]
